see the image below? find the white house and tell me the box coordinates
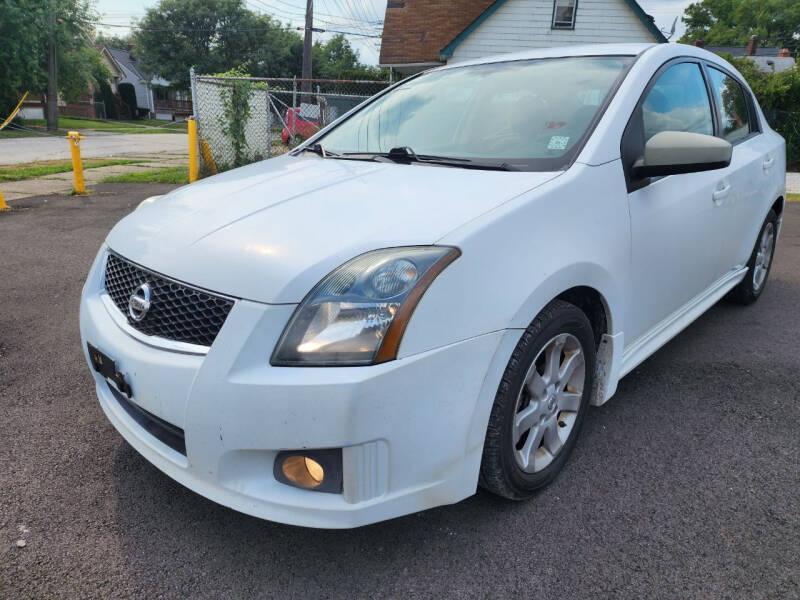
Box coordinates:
[101,46,192,120]
[101,46,155,115]
[380,0,668,74]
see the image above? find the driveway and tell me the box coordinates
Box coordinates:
[0,133,188,165]
[0,185,798,599]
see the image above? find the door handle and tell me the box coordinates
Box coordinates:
[712,183,731,204]
[762,157,775,170]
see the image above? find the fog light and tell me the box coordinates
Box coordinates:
[274,448,343,494]
[282,455,324,489]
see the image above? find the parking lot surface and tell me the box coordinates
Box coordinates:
[1,185,798,599]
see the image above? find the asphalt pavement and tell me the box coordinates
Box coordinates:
[0,133,188,165]
[0,185,798,599]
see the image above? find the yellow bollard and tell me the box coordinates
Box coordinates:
[188,118,199,183]
[0,188,8,211]
[200,139,218,175]
[67,131,86,194]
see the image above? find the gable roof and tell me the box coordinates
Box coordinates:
[104,46,148,81]
[380,0,667,67]
[379,0,497,67]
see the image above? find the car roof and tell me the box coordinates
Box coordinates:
[436,43,657,71]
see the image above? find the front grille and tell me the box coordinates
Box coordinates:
[104,252,234,347]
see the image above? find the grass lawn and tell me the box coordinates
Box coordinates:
[2,117,187,137]
[101,166,188,184]
[788,193,799,202]
[0,159,144,182]
[0,129,47,139]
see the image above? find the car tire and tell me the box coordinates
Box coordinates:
[728,209,778,305]
[479,299,596,500]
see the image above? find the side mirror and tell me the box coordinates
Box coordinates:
[633,131,732,178]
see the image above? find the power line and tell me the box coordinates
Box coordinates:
[250,0,380,24]
[297,25,380,38]
[86,20,295,33]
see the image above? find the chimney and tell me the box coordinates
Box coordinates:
[745,35,758,56]
[694,40,706,48]
[778,48,791,58]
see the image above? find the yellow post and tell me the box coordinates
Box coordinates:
[67,131,86,194]
[188,118,199,182]
[0,189,8,211]
[200,139,218,175]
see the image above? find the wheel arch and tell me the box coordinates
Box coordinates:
[772,196,784,218]
[508,262,621,341]
[465,265,625,458]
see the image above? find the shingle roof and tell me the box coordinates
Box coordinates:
[379,0,496,66]
[379,0,667,67]
[105,46,147,80]
[705,46,783,57]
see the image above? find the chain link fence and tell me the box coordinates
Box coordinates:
[191,68,390,173]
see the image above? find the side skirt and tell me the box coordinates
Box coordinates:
[619,266,749,378]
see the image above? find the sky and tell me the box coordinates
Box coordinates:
[94,0,696,66]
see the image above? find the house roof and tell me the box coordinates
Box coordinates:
[379,0,667,68]
[705,46,784,57]
[379,0,497,67]
[104,46,147,81]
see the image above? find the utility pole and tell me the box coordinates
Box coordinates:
[301,0,313,100]
[46,6,58,131]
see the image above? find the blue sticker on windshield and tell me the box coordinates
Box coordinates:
[547,136,570,151]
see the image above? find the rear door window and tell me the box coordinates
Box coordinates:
[707,67,753,143]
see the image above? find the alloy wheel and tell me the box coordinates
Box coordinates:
[753,221,775,292]
[512,333,585,473]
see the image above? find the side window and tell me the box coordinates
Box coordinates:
[642,63,714,141]
[707,67,752,143]
[552,0,577,29]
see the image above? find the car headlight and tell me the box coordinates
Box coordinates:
[271,246,460,366]
[136,195,163,210]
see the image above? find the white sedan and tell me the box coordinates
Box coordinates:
[80,43,786,528]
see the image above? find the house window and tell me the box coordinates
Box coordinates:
[552,0,577,29]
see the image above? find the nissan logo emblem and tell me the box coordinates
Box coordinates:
[128,283,152,322]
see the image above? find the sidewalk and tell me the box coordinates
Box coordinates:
[0,151,188,201]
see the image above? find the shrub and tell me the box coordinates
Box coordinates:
[94,78,119,120]
[214,66,265,169]
[118,83,138,120]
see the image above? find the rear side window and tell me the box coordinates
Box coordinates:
[707,67,752,143]
[642,62,714,141]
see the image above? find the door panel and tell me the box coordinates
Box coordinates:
[622,61,726,343]
[626,172,727,343]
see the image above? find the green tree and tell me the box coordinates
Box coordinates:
[0,0,107,116]
[313,34,387,80]
[94,32,133,51]
[132,0,302,88]
[679,0,800,54]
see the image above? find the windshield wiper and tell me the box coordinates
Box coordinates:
[416,156,519,171]
[341,146,518,171]
[297,143,339,158]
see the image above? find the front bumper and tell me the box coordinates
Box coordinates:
[80,248,506,528]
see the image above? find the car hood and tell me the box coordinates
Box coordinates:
[106,154,560,303]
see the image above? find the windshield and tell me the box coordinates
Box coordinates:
[315,56,633,170]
